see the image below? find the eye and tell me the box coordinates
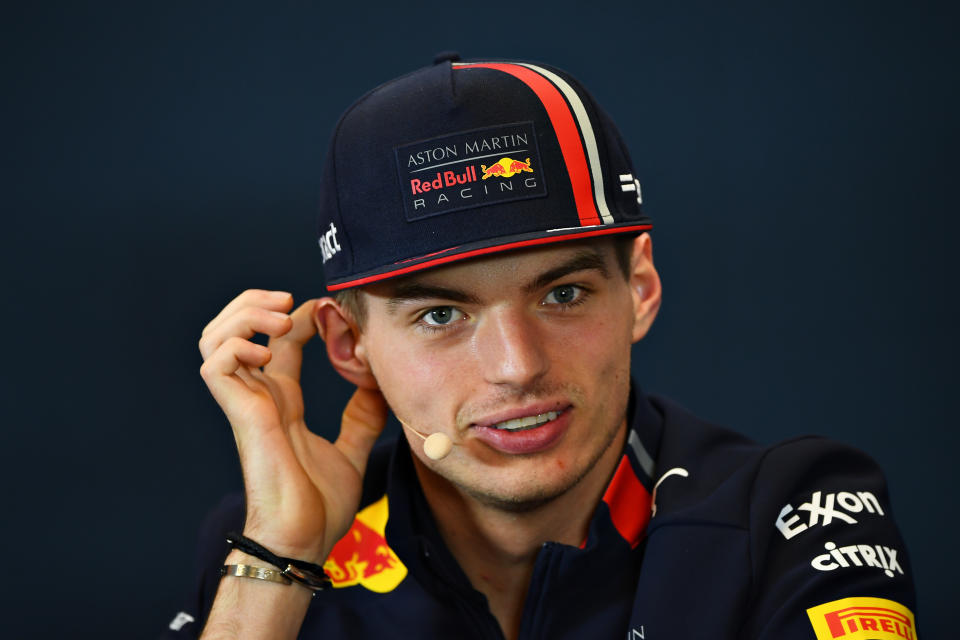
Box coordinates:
[421,306,464,326]
[543,284,583,306]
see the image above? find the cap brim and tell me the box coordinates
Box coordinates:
[325,221,652,291]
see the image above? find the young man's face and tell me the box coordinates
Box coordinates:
[355,238,654,511]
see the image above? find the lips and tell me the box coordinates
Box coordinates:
[470,405,572,455]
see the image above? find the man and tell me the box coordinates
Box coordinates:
[165,55,917,639]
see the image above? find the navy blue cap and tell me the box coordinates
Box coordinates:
[317,56,652,291]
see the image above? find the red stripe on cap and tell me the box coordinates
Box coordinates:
[325,224,652,291]
[601,455,651,548]
[454,62,602,227]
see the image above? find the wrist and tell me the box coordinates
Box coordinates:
[225,548,265,566]
[226,531,332,592]
[203,570,312,640]
[240,528,327,565]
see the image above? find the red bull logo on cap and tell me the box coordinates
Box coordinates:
[481,157,533,179]
[323,495,408,593]
[396,121,547,221]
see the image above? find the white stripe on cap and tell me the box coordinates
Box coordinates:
[515,63,615,225]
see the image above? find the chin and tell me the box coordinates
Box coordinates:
[453,458,593,513]
[459,482,570,513]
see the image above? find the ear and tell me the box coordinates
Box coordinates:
[314,297,379,390]
[628,234,662,343]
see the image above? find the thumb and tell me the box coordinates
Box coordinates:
[334,387,389,476]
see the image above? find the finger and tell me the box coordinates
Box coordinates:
[199,305,293,359]
[202,289,293,339]
[264,299,320,380]
[334,388,389,476]
[200,338,275,417]
[200,336,272,381]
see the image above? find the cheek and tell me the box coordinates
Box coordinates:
[549,308,632,430]
[364,335,464,418]
[553,311,632,373]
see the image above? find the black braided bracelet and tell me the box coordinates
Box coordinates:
[226,531,331,592]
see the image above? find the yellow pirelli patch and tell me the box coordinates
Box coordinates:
[807,597,916,639]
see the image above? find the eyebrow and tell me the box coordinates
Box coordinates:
[385,248,612,312]
[386,283,482,312]
[521,249,611,294]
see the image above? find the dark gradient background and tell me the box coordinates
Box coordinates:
[3,2,955,638]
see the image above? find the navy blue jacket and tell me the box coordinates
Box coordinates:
[163,387,918,639]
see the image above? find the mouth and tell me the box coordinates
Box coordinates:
[470,405,572,455]
[489,410,563,432]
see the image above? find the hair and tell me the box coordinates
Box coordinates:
[611,233,635,280]
[334,286,367,329]
[335,234,640,331]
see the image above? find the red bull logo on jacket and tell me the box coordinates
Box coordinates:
[807,597,916,640]
[323,495,407,593]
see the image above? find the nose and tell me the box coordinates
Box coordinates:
[473,308,549,389]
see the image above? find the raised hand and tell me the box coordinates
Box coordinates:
[198,289,387,564]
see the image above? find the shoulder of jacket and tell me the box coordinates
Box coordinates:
[647,396,888,530]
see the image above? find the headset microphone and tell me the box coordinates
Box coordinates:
[400,421,454,461]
